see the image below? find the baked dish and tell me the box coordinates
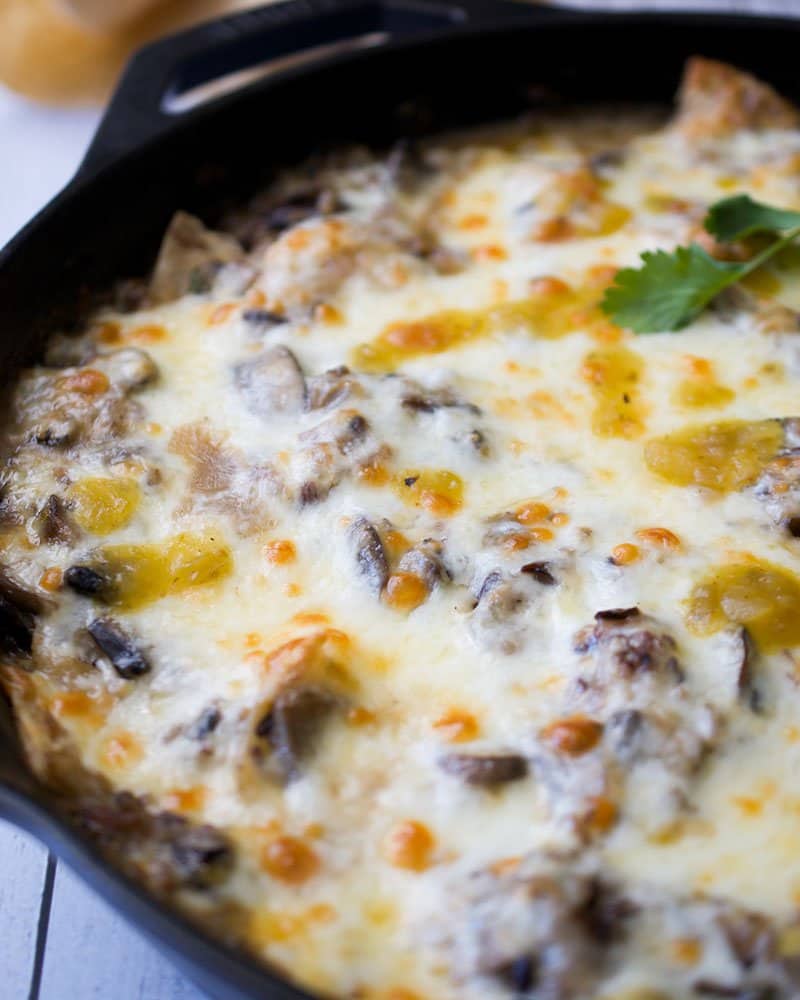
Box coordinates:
[4,56,800,1000]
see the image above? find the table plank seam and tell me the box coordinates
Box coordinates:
[27,855,57,1000]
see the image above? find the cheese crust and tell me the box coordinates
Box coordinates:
[4,57,800,1000]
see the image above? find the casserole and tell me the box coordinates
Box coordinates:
[5,3,800,998]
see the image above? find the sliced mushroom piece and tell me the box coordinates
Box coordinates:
[466,428,490,458]
[450,850,626,996]
[713,283,800,334]
[439,752,528,788]
[34,416,79,449]
[234,345,306,419]
[88,618,150,679]
[0,568,49,615]
[400,383,481,415]
[754,448,800,535]
[30,494,74,545]
[574,611,682,681]
[350,517,389,596]
[520,561,557,586]
[296,409,378,504]
[188,705,222,741]
[265,187,346,232]
[64,565,110,599]
[475,570,504,605]
[397,538,449,590]
[169,824,234,889]
[256,685,342,782]
[470,571,532,655]
[304,410,370,455]
[713,626,761,712]
[594,607,640,622]
[589,149,626,175]
[241,308,288,332]
[306,366,363,411]
[96,348,158,392]
[152,813,234,890]
[149,212,245,305]
[604,709,645,762]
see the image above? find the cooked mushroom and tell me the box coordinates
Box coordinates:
[152,813,234,890]
[306,366,363,411]
[64,565,110,599]
[754,445,800,535]
[469,571,533,655]
[350,517,389,596]
[448,849,629,996]
[296,409,381,503]
[255,685,342,782]
[714,284,800,334]
[88,617,150,679]
[188,705,222,742]
[30,494,74,545]
[573,609,683,683]
[520,561,557,586]
[439,752,528,788]
[234,345,306,419]
[397,539,448,590]
[149,212,245,304]
[241,308,288,332]
[96,348,158,392]
[264,187,346,232]
[399,383,480,415]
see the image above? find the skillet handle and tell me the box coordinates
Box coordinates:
[78,0,545,180]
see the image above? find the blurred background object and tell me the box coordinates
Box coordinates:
[0,0,267,104]
[0,0,789,106]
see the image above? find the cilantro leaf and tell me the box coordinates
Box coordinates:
[601,194,800,333]
[705,194,800,242]
[600,244,740,333]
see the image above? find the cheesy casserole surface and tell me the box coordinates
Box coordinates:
[5,57,800,1000]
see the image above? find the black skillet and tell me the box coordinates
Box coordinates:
[2,2,800,996]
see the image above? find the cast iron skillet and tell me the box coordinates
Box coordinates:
[3,2,800,996]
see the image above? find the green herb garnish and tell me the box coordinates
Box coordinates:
[601,195,800,333]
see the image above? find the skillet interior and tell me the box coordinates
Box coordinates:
[4,3,800,997]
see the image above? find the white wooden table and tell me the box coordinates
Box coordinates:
[0,1,789,997]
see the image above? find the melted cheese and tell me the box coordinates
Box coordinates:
[5,71,800,999]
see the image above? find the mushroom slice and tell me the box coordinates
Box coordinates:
[469,570,532,655]
[397,538,448,590]
[234,345,306,419]
[306,366,363,411]
[88,617,151,679]
[30,494,74,545]
[439,752,528,788]
[256,685,342,782]
[95,348,158,392]
[149,212,245,304]
[350,517,389,596]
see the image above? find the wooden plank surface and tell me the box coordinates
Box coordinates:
[0,822,51,1000]
[37,866,207,1000]
[0,1,791,997]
